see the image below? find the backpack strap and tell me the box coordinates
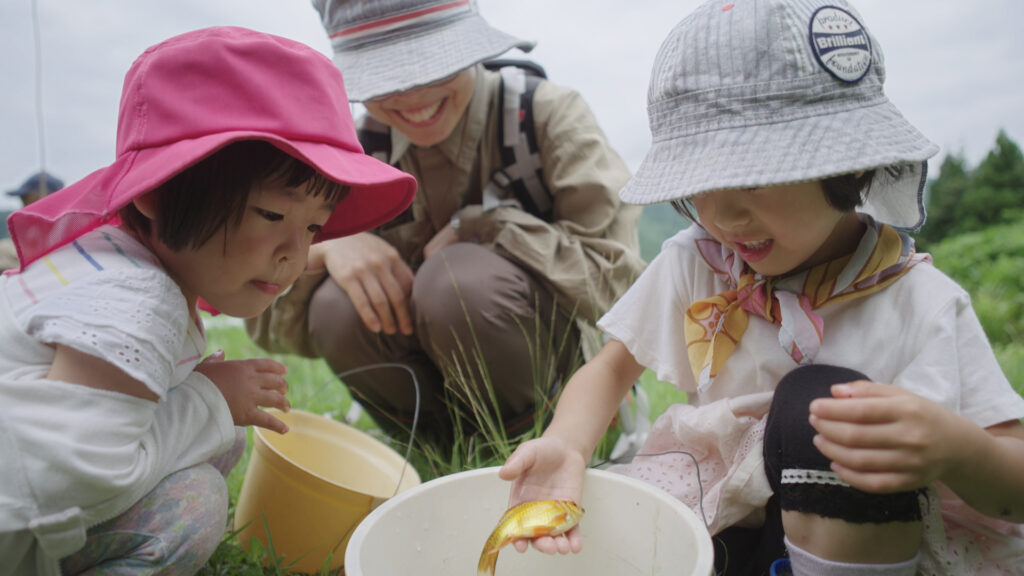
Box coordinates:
[356,115,393,165]
[486,66,552,220]
[482,58,548,80]
[356,115,416,229]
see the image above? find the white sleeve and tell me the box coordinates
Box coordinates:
[22,268,189,399]
[894,289,1024,427]
[598,229,705,393]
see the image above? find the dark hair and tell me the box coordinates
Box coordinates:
[821,170,874,212]
[120,140,348,251]
[669,170,876,223]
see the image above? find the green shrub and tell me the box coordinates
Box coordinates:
[927,217,1024,346]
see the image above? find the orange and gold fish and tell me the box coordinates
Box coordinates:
[477,499,585,576]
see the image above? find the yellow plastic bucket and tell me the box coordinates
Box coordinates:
[234,409,420,573]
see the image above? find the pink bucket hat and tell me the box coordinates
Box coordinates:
[8,26,416,269]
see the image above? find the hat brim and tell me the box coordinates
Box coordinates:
[335,14,535,101]
[621,98,939,230]
[10,132,415,267]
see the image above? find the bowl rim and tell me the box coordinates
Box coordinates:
[345,466,715,575]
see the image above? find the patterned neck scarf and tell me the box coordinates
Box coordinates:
[684,216,931,393]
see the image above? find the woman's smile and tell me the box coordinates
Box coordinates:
[395,98,447,125]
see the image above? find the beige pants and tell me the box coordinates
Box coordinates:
[309,243,579,439]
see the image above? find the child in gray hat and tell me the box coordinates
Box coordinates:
[247,0,646,443]
[498,1,1024,575]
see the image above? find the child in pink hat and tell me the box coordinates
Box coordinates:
[0,26,414,574]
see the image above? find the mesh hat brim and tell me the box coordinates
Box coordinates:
[621,97,939,230]
[334,14,534,101]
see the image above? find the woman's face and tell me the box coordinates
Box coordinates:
[363,67,477,147]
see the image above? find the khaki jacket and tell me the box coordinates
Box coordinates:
[247,66,645,358]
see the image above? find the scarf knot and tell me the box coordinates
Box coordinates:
[684,217,930,393]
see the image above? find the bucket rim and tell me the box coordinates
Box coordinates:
[252,409,420,499]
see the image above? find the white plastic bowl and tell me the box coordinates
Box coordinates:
[345,466,714,576]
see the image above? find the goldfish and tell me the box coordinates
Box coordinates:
[477,499,585,576]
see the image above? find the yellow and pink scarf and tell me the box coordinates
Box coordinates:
[685,217,930,392]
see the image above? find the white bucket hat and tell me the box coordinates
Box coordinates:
[621,0,939,231]
[313,0,535,102]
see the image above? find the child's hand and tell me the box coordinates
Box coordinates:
[808,380,975,494]
[196,352,291,434]
[498,436,588,555]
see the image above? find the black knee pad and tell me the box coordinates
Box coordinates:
[764,365,924,524]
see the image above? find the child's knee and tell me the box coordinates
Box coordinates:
[764,365,868,487]
[764,365,923,525]
[160,464,230,567]
[67,464,230,573]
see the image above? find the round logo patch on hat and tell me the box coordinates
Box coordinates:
[809,6,872,82]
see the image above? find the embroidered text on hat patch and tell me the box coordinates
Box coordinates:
[808,6,872,82]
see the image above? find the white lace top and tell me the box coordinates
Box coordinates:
[0,225,234,574]
[2,226,207,397]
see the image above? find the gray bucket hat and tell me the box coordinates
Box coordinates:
[313,0,535,102]
[621,0,939,231]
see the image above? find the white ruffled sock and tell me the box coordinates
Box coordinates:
[785,536,919,576]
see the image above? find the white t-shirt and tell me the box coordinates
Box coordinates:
[0,226,234,575]
[601,225,1024,574]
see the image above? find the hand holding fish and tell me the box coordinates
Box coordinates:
[498,435,588,553]
[477,500,585,576]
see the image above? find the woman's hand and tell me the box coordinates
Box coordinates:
[309,233,415,335]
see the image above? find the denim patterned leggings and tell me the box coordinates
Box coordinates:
[60,429,247,575]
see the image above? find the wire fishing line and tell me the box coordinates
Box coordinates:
[332,362,421,498]
[593,449,710,529]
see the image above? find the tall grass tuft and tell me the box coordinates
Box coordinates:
[402,289,585,478]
